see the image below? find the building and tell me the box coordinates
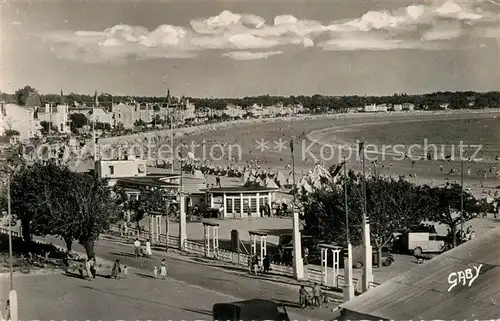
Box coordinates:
[338,226,500,320]
[37,103,70,133]
[402,103,415,111]
[96,159,150,179]
[110,102,155,129]
[69,106,113,125]
[202,186,279,218]
[392,104,403,111]
[1,102,39,139]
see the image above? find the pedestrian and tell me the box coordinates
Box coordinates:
[470,231,476,240]
[299,285,308,309]
[313,283,321,307]
[85,258,93,281]
[134,238,141,258]
[252,255,259,275]
[160,258,167,280]
[153,266,158,279]
[122,265,128,278]
[263,254,270,273]
[145,239,152,258]
[111,259,121,279]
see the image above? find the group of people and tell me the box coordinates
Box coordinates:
[299,283,324,309]
[133,238,153,258]
[133,238,168,279]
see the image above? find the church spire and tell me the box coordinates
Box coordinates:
[60,90,66,105]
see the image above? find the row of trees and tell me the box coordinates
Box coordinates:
[8,163,119,258]
[300,169,485,259]
[2,86,499,111]
[3,158,173,258]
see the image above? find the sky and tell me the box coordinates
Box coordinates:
[1,0,500,98]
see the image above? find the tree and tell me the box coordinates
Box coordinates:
[70,172,119,259]
[134,119,147,127]
[423,183,480,246]
[301,171,431,265]
[69,113,88,130]
[14,85,37,106]
[114,186,169,236]
[4,129,20,137]
[40,121,58,135]
[10,162,119,257]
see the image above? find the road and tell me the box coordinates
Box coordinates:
[35,235,336,320]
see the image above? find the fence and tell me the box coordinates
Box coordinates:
[106,224,378,291]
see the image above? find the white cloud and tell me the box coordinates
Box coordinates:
[40,3,499,63]
[221,51,283,60]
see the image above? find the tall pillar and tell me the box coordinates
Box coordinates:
[179,194,187,251]
[156,216,162,243]
[292,210,304,280]
[343,243,355,302]
[204,225,210,257]
[362,219,373,292]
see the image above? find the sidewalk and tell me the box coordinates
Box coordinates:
[40,235,339,320]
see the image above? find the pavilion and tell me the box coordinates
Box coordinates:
[202,186,279,218]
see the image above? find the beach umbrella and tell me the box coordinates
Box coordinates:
[276,170,287,186]
[265,177,279,189]
[255,176,264,186]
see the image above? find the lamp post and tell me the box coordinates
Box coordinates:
[7,174,13,291]
[290,136,304,280]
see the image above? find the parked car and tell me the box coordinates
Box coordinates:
[212,299,289,321]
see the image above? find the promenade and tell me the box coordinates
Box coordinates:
[25,234,336,320]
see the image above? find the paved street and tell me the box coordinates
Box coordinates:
[35,235,336,320]
[0,272,309,321]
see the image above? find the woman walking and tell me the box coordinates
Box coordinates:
[145,239,152,258]
[160,258,167,280]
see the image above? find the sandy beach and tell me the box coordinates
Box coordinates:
[98,109,500,197]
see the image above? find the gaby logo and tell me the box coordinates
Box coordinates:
[447,264,483,292]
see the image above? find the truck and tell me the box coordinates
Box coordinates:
[392,232,449,256]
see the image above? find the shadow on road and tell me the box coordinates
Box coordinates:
[110,251,137,258]
[135,272,156,279]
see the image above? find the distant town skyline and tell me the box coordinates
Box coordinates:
[3,0,500,97]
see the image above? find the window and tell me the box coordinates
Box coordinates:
[226,198,233,214]
[233,198,241,213]
[109,165,115,175]
[250,197,257,211]
[261,196,268,206]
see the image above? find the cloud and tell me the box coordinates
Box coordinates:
[221,51,282,60]
[40,1,499,63]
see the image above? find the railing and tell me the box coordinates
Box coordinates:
[336,275,362,292]
[105,224,364,290]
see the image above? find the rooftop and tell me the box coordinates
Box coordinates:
[202,186,280,193]
[340,225,500,320]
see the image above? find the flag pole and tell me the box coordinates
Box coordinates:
[290,136,304,280]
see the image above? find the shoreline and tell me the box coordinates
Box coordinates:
[95,109,500,197]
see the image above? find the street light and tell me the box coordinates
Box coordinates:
[290,136,304,280]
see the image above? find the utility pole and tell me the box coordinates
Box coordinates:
[343,157,354,301]
[360,141,373,292]
[460,152,465,237]
[7,174,13,291]
[290,136,304,280]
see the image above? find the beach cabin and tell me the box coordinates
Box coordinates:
[203,186,279,218]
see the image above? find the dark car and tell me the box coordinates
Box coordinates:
[212,299,289,321]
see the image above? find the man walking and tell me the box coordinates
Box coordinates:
[134,238,141,258]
